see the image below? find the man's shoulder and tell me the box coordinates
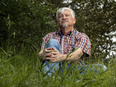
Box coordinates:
[74,29,89,38]
[74,29,88,37]
[43,31,58,39]
[46,31,56,35]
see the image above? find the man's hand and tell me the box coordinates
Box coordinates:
[45,48,65,62]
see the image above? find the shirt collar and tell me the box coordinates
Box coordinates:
[56,29,74,36]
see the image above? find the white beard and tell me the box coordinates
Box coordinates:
[62,24,69,27]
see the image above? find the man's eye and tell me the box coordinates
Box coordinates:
[66,14,69,16]
[58,16,62,18]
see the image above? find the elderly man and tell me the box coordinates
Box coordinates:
[38,7,106,76]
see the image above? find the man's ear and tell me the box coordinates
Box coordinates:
[73,18,76,24]
[57,21,59,26]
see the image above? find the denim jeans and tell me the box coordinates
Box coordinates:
[43,39,107,76]
[43,39,62,76]
[59,63,107,75]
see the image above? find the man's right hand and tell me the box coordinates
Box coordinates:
[38,48,55,60]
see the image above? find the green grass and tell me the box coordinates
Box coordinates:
[0,46,116,87]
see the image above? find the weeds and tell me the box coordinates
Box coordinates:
[0,45,116,87]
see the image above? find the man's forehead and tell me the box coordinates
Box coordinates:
[58,10,71,14]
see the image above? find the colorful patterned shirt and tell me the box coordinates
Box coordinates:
[41,29,91,65]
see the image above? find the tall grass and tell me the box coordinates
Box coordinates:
[0,45,116,87]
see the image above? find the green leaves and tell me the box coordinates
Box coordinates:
[0,44,116,87]
[0,0,115,60]
[71,0,116,60]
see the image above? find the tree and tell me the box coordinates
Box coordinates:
[70,0,116,60]
[0,0,116,62]
[0,0,58,50]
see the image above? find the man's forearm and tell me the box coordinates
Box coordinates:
[62,48,83,62]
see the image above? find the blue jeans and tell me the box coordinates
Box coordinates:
[43,39,62,76]
[43,39,107,76]
[59,63,107,75]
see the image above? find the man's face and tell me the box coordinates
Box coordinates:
[57,10,76,28]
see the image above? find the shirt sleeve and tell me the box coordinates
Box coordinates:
[41,32,55,50]
[41,38,45,51]
[75,33,91,57]
[41,34,50,51]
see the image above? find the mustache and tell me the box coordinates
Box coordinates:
[61,19,69,23]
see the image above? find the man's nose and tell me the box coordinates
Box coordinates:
[62,15,66,19]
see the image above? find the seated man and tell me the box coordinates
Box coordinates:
[38,7,107,76]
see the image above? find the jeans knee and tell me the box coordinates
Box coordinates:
[48,39,58,43]
[94,64,107,71]
[46,39,59,48]
[46,39,62,53]
[102,65,107,71]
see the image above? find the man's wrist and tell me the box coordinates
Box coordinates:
[62,54,67,61]
[38,50,43,58]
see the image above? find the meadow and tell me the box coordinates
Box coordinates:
[0,46,116,87]
[0,0,116,87]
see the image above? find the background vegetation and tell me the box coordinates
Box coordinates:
[0,0,116,86]
[0,0,116,60]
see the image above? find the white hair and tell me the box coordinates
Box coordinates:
[56,7,75,21]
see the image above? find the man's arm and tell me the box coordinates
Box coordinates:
[65,48,83,62]
[44,48,83,62]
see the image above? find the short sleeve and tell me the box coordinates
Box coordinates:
[40,32,56,50]
[41,34,50,50]
[75,33,91,56]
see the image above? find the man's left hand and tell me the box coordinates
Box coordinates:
[45,48,65,62]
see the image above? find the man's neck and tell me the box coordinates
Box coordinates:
[60,27,73,36]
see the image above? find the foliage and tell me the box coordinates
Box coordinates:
[0,0,116,86]
[0,0,58,50]
[0,0,116,61]
[0,46,116,87]
[72,0,116,59]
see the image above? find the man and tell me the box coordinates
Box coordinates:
[38,7,105,76]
